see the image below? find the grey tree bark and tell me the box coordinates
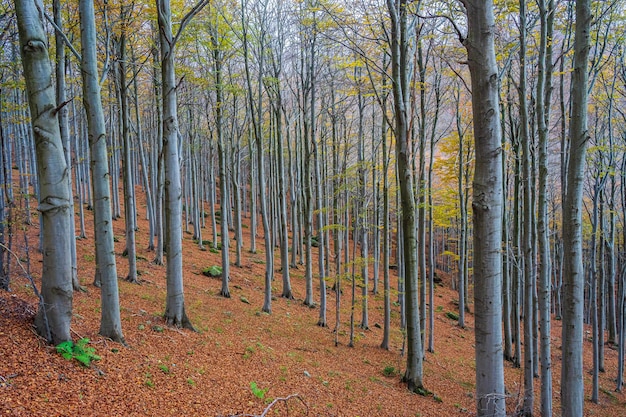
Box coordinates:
[536,0,554,414]
[241,0,273,313]
[207,10,231,298]
[156,0,207,328]
[15,0,74,344]
[53,0,80,292]
[265,9,292,300]
[461,0,506,415]
[386,0,424,393]
[518,2,534,413]
[454,86,466,329]
[116,23,138,284]
[560,0,591,415]
[78,0,124,343]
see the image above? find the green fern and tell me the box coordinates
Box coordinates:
[56,338,101,367]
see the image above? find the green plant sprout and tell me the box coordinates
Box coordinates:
[250,381,268,400]
[55,338,101,367]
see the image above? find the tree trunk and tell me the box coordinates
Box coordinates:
[518,2,534,413]
[561,0,591,415]
[53,0,80,292]
[462,1,506,415]
[77,0,125,343]
[156,0,200,329]
[536,0,554,414]
[386,0,424,393]
[15,0,74,344]
[117,26,138,284]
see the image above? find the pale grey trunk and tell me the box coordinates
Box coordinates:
[386,0,423,392]
[427,68,441,353]
[381,95,391,350]
[501,96,512,362]
[417,41,427,344]
[70,90,87,239]
[248,135,257,254]
[133,62,155,251]
[277,112,292,299]
[606,179,617,345]
[210,31,231,298]
[536,0,554,414]
[462,1,506,415]
[242,0,273,313]
[518,2,534,413]
[16,0,73,344]
[455,88,466,329]
[356,80,368,330]
[266,22,292,299]
[53,0,79,292]
[152,37,165,265]
[156,0,197,329]
[560,0,591,415]
[117,30,137,284]
[78,0,124,343]
[232,134,243,268]
[314,137,326,326]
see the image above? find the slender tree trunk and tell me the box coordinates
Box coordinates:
[518,2,534,413]
[133,60,155,251]
[356,75,368,330]
[156,0,202,329]
[454,87,466,329]
[53,0,80,292]
[78,0,124,343]
[462,1,506,415]
[537,0,554,414]
[117,27,138,284]
[561,0,591,415]
[381,89,391,350]
[387,0,424,393]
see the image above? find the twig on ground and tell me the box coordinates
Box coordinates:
[260,393,307,417]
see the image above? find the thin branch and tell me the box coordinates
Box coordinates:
[43,12,81,61]
[0,242,50,343]
[417,13,465,44]
[260,394,307,417]
[172,0,211,49]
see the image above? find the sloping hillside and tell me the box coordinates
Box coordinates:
[0,195,624,416]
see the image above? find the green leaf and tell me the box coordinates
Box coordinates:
[250,381,267,399]
[56,340,74,355]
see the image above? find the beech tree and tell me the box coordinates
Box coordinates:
[561,0,591,415]
[78,0,124,343]
[461,0,506,415]
[386,0,424,393]
[156,0,208,328]
[15,0,73,344]
[536,0,555,414]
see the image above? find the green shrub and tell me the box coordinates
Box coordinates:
[382,365,397,377]
[56,338,101,367]
[202,265,222,277]
[446,311,459,321]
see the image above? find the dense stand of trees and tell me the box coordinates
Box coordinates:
[3,0,626,415]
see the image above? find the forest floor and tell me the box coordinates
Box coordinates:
[1,187,625,416]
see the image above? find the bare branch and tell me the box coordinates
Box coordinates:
[43,12,81,61]
[172,0,211,48]
[416,13,465,43]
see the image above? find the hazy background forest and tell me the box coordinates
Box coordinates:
[2,0,626,416]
